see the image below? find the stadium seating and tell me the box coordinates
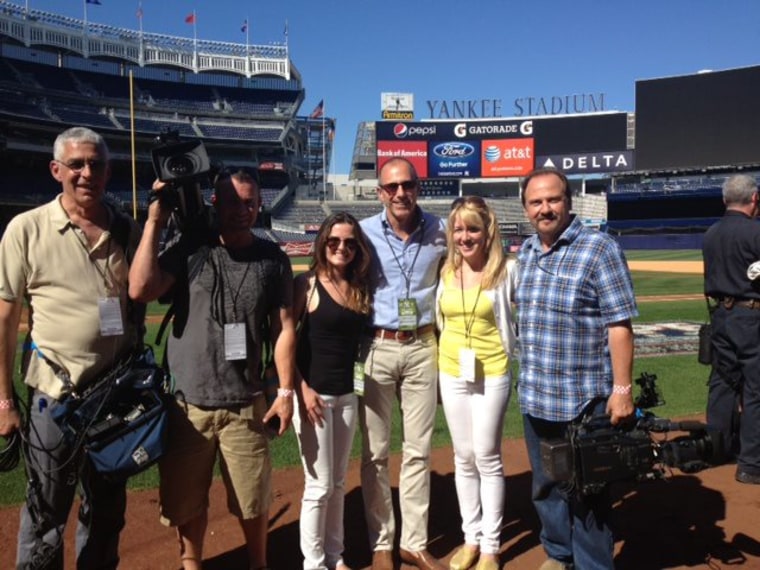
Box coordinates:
[50,103,116,130]
[271,230,315,243]
[197,123,282,142]
[260,188,283,208]
[273,201,328,225]
[252,228,277,242]
[324,202,384,221]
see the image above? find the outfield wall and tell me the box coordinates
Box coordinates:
[613,233,704,250]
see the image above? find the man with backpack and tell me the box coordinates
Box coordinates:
[0,126,143,569]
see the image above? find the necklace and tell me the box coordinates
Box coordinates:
[326,274,349,307]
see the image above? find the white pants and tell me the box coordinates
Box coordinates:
[294,392,358,570]
[439,371,511,554]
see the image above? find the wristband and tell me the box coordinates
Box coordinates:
[0,399,14,410]
[277,388,295,398]
[612,384,632,395]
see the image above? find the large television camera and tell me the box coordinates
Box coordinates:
[150,130,213,230]
[540,373,724,495]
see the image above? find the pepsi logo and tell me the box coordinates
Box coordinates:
[393,123,408,138]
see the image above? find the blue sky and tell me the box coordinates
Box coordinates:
[20,0,760,174]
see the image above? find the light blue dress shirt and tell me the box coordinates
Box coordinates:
[360,208,447,329]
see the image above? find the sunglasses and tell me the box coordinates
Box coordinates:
[326,237,358,252]
[54,158,107,174]
[378,179,418,194]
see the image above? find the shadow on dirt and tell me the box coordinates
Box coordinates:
[612,474,758,569]
[204,469,760,569]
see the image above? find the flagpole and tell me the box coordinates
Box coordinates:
[192,10,197,72]
[83,0,87,32]
[137,2,144,66]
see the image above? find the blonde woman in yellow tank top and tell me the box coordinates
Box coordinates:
[435,196,518,570]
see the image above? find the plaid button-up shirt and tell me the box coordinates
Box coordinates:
[516,216,638,422]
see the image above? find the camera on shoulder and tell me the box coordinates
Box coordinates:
[151,130,213,231]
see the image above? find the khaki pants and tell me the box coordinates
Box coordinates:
[359,331,438,552]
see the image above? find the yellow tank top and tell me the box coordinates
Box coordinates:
[438,275,508,379]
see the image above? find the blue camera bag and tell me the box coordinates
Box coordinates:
[51,347,170,480]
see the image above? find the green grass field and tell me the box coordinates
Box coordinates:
[0,249,711,507]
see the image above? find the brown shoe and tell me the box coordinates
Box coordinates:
[372,550,394,570]
[399,548,446,570]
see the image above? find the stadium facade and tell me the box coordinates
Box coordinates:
[0,0,334,249]
[1,0,759,252]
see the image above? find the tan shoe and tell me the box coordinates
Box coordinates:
[474,557,499,570]
[449,545,479,570]
[399,548,446,570]
[372,550,394,570]
[538,559,572,570]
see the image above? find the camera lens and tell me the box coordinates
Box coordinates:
[165,155,196,177]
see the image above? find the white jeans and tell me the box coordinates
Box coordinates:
[439,371,511,554]
[294,392,358,570]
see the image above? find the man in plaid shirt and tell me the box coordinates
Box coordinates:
[515,168,638,570]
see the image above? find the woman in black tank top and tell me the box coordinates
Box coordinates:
[292,213,372,570]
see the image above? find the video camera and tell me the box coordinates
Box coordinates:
[150,130,213,230]
[540,373,724,495]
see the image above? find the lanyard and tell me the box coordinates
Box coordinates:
[383,216,425,299]
[72,227,113,292]
[460,272,482,349]
[219,250,251,321]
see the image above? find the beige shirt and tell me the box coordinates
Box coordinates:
[0,195,138,399]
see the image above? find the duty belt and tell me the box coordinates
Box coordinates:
[711,296,760,310]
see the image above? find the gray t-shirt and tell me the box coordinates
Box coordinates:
[160,236,292,407]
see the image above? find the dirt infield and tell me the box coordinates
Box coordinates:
[628,260,703,274]
[2,429,759,569]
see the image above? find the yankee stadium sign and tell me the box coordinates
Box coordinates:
[426,93,606,119]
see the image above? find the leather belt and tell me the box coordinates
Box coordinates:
[373,323,435,343]
[712,297,760,310]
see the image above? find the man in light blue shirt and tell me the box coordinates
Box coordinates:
[359,157,447,570]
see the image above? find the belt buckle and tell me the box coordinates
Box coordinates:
[394,329,415,343]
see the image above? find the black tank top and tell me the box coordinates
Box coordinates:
[296,279,367,395]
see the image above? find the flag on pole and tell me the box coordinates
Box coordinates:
[310,100,324,119]
[185,13,196,24]
[86,0,102,5]
[136,2,143,19]
[241,19,248,33]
